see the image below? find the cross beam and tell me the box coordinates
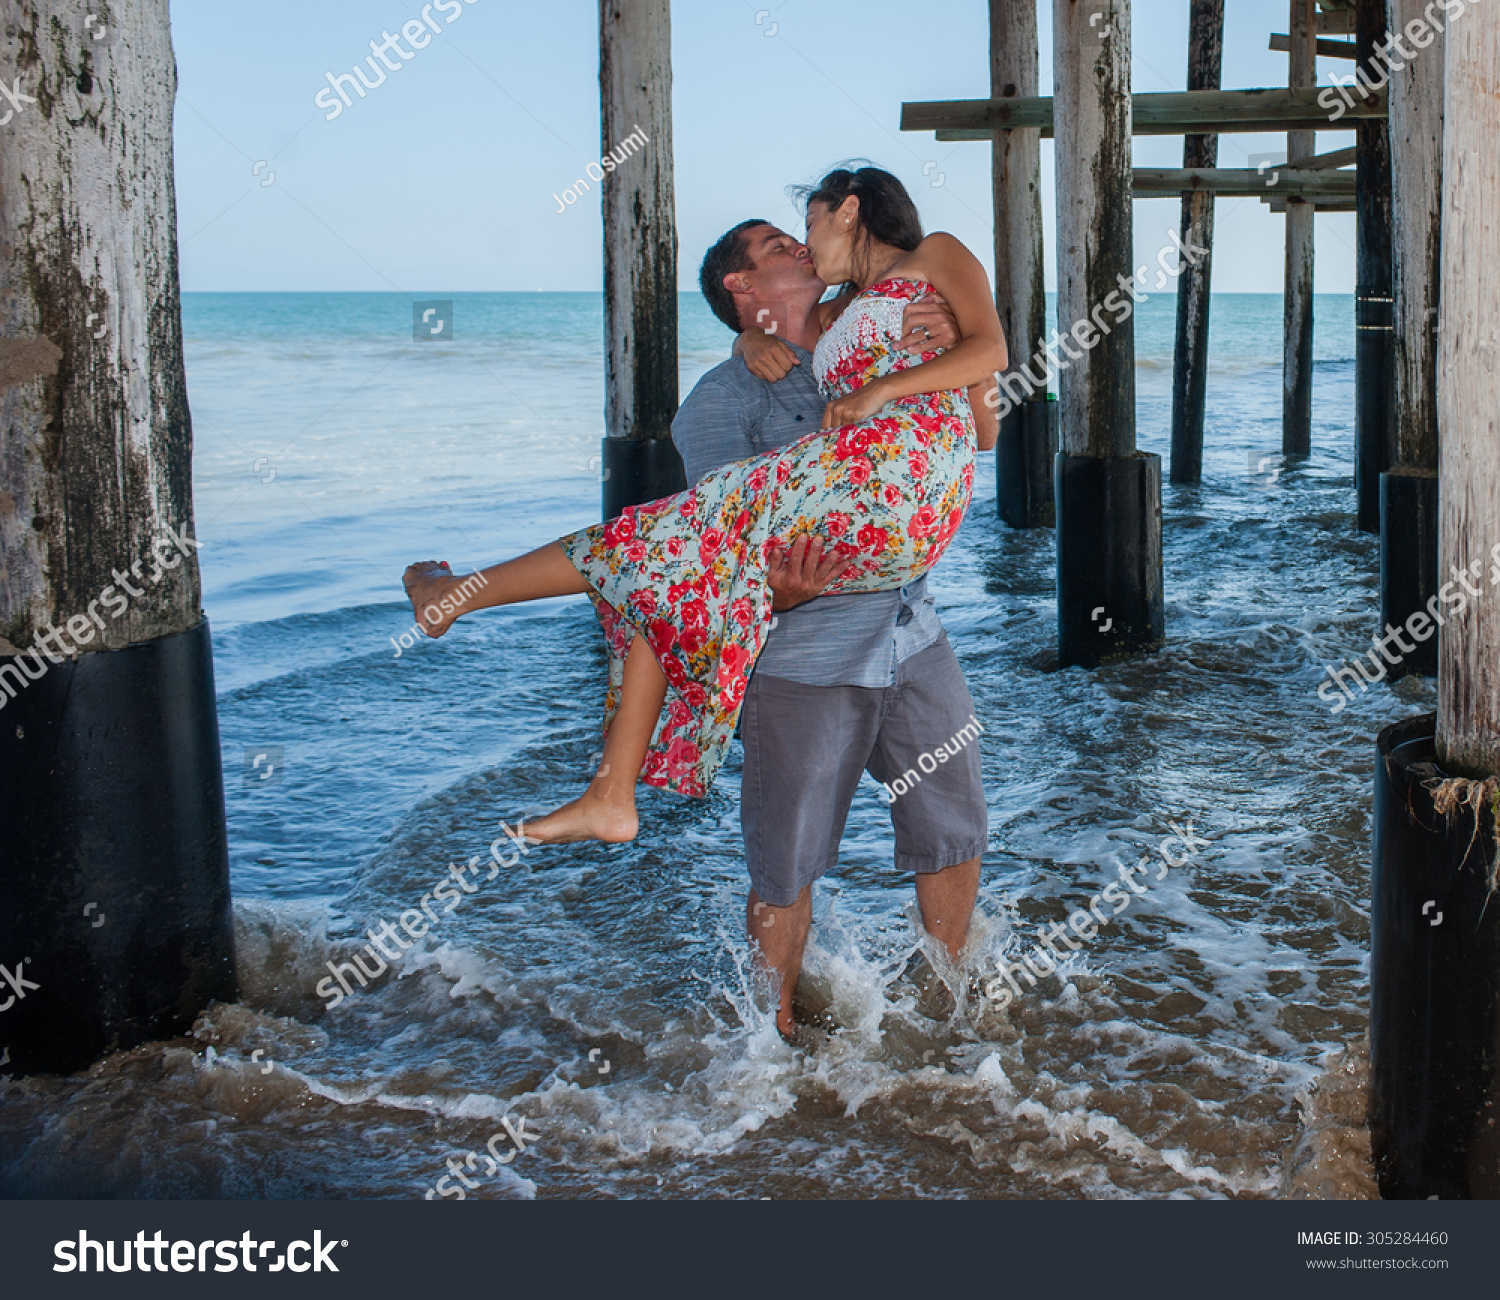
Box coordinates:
[904,86,1385,139]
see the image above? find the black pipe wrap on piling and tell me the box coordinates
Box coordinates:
[1379,470,1439,680]
[1372,713,1500,1198]
[996,398,1057,529]
[1055,453,1164,669]
[601,436,687,521]
[0,618,236,1076]
[1354,292,1396,535]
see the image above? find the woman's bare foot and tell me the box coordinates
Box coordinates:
[524,785,639,845]
[403,560,462,637]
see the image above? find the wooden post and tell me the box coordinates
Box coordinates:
[1355,0,1397,532]
[1052,0,1163,667]
[1282,0,1317,459]
[1436,0,1500,776]
[598,0,683,517]
[1370,1,1500,1201]
[1169,0,1225,485]
[990,0,1053,527]
[1379,0,1443,678]
[0,0,235,1074]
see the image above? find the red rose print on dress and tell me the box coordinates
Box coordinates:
[907,505,940,539]
[603,511,635,546]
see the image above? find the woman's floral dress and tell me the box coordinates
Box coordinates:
[561,276,975,797]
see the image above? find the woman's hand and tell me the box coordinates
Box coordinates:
[821,378,892,429]
[733,328,801,382]
[896,293,960,354]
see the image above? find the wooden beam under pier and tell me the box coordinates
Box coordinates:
[1133,166,1355,197]
[1268,33,1358,58]
[904,86,1386,139]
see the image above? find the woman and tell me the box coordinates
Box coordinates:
[402,166,1007,845]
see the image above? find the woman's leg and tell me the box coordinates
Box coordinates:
[402,541,588,637]
[524,632,669,844]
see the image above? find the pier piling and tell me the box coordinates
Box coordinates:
[598,0,684,518]
[990,0,1052,527]
[1168,0,1224,487]
[1282,0,1317,461]
[1052,0,1163,669]
[1378,0,1442,679]
[0,0,236,1075]
[1354,0,1397,531]
[1371,0,1500,1198]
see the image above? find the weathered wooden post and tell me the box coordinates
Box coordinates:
[1168,0,1224,486]
[1355,0,1397,532]
[1282,0,1316,460]
[598,0,683,518]
[0,0,235,1074]
[1053,0,1162,668]
[990,0,1054,528]
[1379,0,1442,679]
[1371,0,1500,1198]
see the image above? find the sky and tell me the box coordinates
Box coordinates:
[169,0,1366,295]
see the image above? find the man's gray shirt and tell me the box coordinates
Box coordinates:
[670,340,944,688]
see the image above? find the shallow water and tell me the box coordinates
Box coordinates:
[0,292,1410,1199]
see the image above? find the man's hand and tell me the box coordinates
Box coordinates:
[896,292,959,354]
[767,535,852,611]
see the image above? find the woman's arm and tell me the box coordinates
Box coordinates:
[968,379,1000,452]
[733,329,801,382]
[822,233,1007,428]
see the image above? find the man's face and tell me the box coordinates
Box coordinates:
[734,224,824,315]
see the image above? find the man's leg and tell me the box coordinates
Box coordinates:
[915,857,981,960]
[740,671,884,1041]
[746,885,812,1039]
[868,636,989,968]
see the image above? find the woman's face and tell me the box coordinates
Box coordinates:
[804,196,858,284]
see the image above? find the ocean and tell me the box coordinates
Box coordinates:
[0,290,1411,1199]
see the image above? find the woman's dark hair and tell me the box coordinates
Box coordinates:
[790,163,924,267]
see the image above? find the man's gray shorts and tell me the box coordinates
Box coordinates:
[739,635,988,907]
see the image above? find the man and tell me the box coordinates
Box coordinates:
[671,218,991,1040]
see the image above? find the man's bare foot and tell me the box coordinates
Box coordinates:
[403,560,462,637]
[524,789,639,845]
